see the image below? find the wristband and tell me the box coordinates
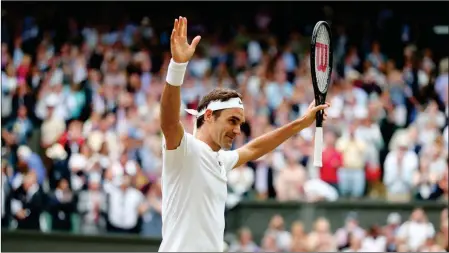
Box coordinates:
[166,58,188,86]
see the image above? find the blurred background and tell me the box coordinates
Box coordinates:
[1,1,448,252]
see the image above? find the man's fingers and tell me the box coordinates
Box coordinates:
[176,16,182,36]
[170,27,176,42]
[183,17,188,37]
[179,17,186,37]
[190,35,201,49]
[314,104,330,112]
[173,19,179,37]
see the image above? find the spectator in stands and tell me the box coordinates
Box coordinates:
[383,135,418,202]
[361,224,387,252]
[1,105,34,169]
[383,212,402,252]
[412,157,441,200]
[59,120,85,157]
[229,227,259,252]
[77,172,107,235]
[16,145,46,185]
[335,212,366,250]
[106,174,145,234]
[260,232,279,252]
[436,209,448,251]
[319,130,342,190]
[227,164,255,208]
[39,94,67,150]
[274,148,307,201]
[336,123,367,198]
[285,221,307,252]
[342,234,364,252]
[307,217,337,251]
[10,172,45,231]
[45,143,69,190]
[396,208,436,251]
[140,179,162,237]
[2,160,12,228]
[264,214,291,251]
[47,178,76,232]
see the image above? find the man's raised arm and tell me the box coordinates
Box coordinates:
[234,101,330,168]
[160,17,201,150]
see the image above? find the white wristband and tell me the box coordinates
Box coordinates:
[166,58,188,86]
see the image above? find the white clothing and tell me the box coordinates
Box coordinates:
[361,236,387,252]
[304,178,339,201]
[383,150,418,194]
[159,132,239,252]
[107,186,144,229]
[396,221,435,251]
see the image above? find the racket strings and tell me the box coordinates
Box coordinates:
[315,25,331,93]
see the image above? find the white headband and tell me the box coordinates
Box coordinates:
[184,97,244,135]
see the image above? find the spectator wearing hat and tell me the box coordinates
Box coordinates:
[383,212,402,252]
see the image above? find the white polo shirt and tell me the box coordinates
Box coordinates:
[159,132,239,252]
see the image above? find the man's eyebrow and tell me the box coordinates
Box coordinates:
[230,116,245,124]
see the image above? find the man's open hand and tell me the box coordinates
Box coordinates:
[170,16,201,63]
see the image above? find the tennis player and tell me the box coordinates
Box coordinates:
[159,16,330,252]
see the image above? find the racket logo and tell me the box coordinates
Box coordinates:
[315,42,329,72]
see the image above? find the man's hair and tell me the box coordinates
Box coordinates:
[196,88,242,129]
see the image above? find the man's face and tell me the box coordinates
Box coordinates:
[206,108,245,150]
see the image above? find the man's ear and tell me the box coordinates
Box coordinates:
[204,109,213,123]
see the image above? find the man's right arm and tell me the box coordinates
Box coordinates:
[160,84,184,150]
[159,16,201,150]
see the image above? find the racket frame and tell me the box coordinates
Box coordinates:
[310,21,333,128]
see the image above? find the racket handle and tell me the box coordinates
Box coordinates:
[313,127,323,167]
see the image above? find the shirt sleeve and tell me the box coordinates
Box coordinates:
[162,132,198,171]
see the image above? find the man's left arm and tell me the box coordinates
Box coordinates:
[234,118,308,168]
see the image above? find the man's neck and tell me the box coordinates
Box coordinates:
[195,128,221,152]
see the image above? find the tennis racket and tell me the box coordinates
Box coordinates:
[310,21,333,167]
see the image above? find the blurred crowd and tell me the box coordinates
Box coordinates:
[226,208,449,252]
[1,3,448,248]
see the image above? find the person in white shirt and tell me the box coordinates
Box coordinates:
[383,136,418,202]
[361,225,387,252]
[159,16,330,252]
[396,208,436,251]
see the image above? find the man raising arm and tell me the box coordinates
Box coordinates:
[160,17,201,150]
[158,16,329,252]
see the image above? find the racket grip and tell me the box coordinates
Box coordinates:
[313,127,323,167]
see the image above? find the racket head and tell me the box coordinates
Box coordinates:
[310,21,333,102]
